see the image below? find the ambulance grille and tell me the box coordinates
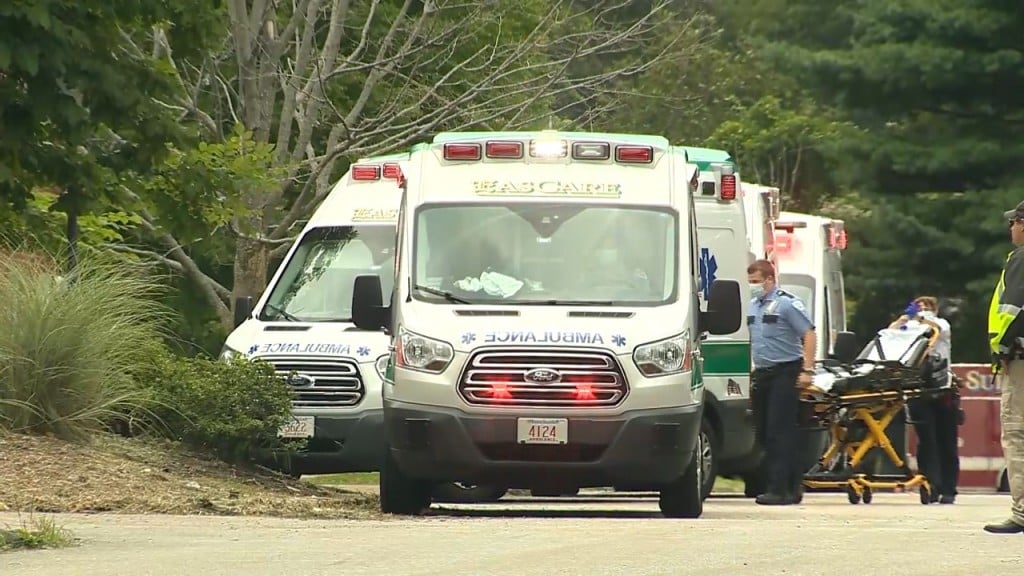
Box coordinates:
[261,355,365,408]
[458,348,627,408]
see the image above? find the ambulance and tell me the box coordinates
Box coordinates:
[772,211,848,358]
[350,131,742,518]
[742,182,782,267]
[219,153,406,476]
[677,146,763,498]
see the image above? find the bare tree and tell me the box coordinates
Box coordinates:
[141,0,714,326]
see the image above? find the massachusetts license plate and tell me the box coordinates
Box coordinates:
[278,416,315,438]
[516,418,568,445]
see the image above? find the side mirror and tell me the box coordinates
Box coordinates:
[352,274,390,331]
[832,331,859,363]
[700,279,741,335]
[233,296,253,328]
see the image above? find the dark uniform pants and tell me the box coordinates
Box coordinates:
[752,360,804,496]
[908,392,960,498]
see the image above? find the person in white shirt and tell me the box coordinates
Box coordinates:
[890,296,960,503]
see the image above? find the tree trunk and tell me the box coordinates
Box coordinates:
[232,235,270,312]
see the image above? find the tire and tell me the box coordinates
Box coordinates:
[379,446,432,515]
[698,418,719,500]
[919,485,931,505]
[432,483,508,503]
[861,487,873,504]
[659,435,704,518]
[847,486,860,504]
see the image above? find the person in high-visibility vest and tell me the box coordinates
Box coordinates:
[984,200,1024,534]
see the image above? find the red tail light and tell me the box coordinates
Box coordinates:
[485,141,524,159]
[615,145,653,164]
[351,164,380,180]
[720,174,737,200]
[443,143,482,161]
[382,163,402,179]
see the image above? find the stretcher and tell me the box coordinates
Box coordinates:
[799,318,952,504]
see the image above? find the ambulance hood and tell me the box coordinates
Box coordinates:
[400,302,691,356]
[225,319,390,363]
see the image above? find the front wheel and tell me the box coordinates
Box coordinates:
[432,483,508,503]
[379,447,432,515]
[659,436,704,518]
[699,418,719,500]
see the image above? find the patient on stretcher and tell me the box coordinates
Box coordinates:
[808,323,947,397]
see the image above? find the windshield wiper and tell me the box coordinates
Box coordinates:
[528,299,616,306]
[264,304,302,322]
[413,284,471,304]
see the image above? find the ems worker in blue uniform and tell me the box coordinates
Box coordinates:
[747,259,817,505]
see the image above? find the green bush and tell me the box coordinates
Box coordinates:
[0,250,170,441]
[140,353,297,463]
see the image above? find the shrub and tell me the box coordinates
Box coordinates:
[0,250,171,441]
[139,352,297,463]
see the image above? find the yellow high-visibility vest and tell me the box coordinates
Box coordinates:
[989,250,1019,357]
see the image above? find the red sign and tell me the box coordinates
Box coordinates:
[906,364,1006,490]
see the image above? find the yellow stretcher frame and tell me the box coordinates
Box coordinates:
[800,317,942,505]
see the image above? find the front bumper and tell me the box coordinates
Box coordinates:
[384,400,702,488]
[259,409,385,475]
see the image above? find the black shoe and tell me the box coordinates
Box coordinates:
[939,495,955,504]
[789,487,804,504]
[983,519,1024,534]
[755,493,791,506]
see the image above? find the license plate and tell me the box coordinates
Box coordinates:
[278,416,315,438]
[516,418,568,445]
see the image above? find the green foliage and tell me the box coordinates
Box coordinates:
[139,353,296,463]
[0,249,171,441]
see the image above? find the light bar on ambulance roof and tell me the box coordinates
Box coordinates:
[485,141,524,159]
[719,167,737,201]
[529,139,568,158]
[382,162,403,179]
[443,142,482,161]
[572,141,610,160]
[614,145,653,164]
[351,164,381,181]
[826,221,848,250]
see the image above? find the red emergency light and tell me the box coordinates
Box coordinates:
[350,164,381,181]
[615,145,653,164]
[720,174,737,200]
[828,226,848,250]
[443,143,482,161]
[772,234,794,254]
[382,162,403,180]
[485,141,524,159]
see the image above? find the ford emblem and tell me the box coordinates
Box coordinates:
[524,368,561,384]
[287,373,316,388]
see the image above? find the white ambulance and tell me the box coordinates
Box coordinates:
[679,146,764,498]
[350,131,742,518]
[772,211,848,358]
[742,182,782,267]
[219,154,406,476]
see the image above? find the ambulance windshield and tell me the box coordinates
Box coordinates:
[260,224,396,322]
[412,203,678,306]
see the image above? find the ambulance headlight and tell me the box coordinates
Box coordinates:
[396,327,454,373]
[633,331,692,376]
[219,345,240,362]
[375,354,391,381]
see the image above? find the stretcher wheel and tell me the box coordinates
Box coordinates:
[861,487,873,504]
[846,486,860,504]
[919,486,931,505]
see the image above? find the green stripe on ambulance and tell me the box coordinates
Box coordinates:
[701,341,751,375]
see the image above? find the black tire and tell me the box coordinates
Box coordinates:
[379,446,432,515]
[699,418,719,500]
[432,483,508,503]
[919,485,931,505]
[659,437,704,518]
[861,487,873,504]
[847,486,860,504]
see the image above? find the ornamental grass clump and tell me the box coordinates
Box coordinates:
[0,249,171,441]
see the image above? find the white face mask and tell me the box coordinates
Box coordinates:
[750,283,765,299]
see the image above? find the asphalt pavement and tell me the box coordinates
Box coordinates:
[2,492,1021,576]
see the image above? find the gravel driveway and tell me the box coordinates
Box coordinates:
[2,493,1021,576]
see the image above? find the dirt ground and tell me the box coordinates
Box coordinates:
[0,433,377,518]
